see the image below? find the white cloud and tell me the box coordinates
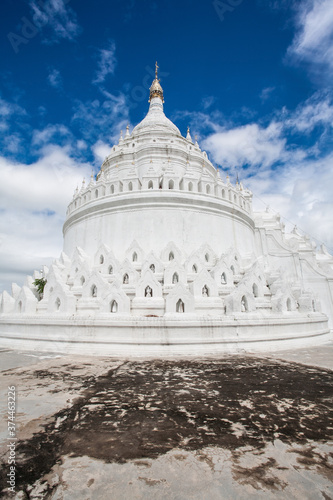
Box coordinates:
[0,99,13,118]
[203,122,286,170]
[5,135,21,155]
[172,109,224,136]
[201,96,216,110]
[284,93,333,133]
[0,147,91,293]
[93,41,117,84]
[0,97,26,133]
[71,91,129,149]
[0,146,91,213]
[29,0,81,44]
[92,140,112,164]
[245,153,333,251]
[76,139,87,151]
[287,0,333,78]
[260,86,275,102]
[47,68,63,89]
[200,92,333,252]
[0,210,64,289]
[32,124,71,147]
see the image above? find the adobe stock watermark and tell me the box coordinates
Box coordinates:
[7,0,71,54]
[7,386,17,495]
[129,65,170,110]
[213,0,244,22]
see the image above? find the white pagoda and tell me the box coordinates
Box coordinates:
[1,64,332,355]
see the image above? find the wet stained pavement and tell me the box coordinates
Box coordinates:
[0,353,333,499]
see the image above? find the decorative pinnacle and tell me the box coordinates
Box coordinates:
[186,126,192,142]
[149,61,164,103]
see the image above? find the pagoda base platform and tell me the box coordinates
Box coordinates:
[0,313,331,356]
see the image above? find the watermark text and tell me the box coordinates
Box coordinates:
[7,386,17,495]
[213,0,244,22]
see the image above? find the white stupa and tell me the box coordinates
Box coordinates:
[1,64,332,356]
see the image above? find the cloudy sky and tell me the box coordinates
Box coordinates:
[0,0,333,292]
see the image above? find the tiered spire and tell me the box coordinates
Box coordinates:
[149,62,164,102]
[79,178,86,194]
[88,171,95,188]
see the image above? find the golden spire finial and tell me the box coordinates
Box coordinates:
[149,61,164,103]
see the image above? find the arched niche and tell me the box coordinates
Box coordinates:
[110,300,118,313]
[176,299,185,313]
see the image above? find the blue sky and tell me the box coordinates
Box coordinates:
[0,0,333,292]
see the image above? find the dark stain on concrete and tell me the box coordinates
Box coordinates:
[138,476,166,486]
[1,357,333,496]
[87,478,94,487]
[294,445,333,479]
[232,457,287,491]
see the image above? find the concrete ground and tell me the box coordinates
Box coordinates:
[0,344,332,499]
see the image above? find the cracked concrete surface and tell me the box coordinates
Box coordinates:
[0,346,332,499]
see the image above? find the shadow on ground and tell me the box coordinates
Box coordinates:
[1,357,333,497]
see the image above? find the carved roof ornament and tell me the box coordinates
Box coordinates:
[88,171,95,188]
[149,61,164,103]
[186,126,193,142]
